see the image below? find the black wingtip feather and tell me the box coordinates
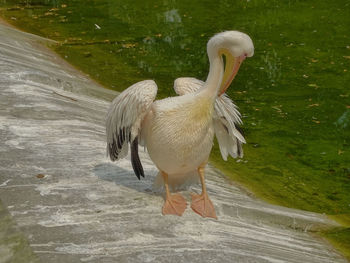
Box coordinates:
[108,140,118,161]
[234,123,245,137]
[131,137,144,180]
[108,127,129,162]
[236,138,241,157]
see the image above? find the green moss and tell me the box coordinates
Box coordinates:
[321,227,350,261]
[0,201,39,263]
[1,0,350,259]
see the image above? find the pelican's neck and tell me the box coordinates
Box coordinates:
[200,50,224,99]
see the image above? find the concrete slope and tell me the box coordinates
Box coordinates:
[0,22,347,263]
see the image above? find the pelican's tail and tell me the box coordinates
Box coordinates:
[153,171,199,192]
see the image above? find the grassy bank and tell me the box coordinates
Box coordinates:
[0,0,349,259]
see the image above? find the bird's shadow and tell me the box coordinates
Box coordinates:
[93,162,161,196]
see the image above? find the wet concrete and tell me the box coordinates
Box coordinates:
[0,22,347,262]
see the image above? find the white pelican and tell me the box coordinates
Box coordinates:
[106,31,254,218]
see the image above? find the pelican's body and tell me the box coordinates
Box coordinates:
[106,31,254,218]
[143,93,214,175]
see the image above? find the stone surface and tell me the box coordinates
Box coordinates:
[0,22,347,262]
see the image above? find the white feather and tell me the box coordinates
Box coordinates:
[173,77,245,160]
[106,80,157,160]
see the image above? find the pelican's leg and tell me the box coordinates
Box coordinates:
[191,163,217,219]
[161,171,187,216]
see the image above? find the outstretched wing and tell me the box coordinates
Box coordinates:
[106,80,157,179]
[174,77,245,160]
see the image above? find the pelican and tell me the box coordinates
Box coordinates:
[106,31,254,218]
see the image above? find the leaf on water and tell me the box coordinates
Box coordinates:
[308,83,318,88]
[122,43,136,48]
[68,37,82,41]
[272,106,282,112]
[6,7,21,11]
[36,174,45,179]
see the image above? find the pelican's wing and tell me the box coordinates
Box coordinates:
[106,80,157,179]
[174,77,245,160]
[173,77,204,95]
[214,93,245,160]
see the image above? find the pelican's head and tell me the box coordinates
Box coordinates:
[207,31,254,95]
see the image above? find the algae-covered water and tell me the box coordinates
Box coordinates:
[0,0,349,256]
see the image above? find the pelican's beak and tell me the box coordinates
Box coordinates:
[219,52,247,96]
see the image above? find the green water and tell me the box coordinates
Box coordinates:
[1,0,350,257]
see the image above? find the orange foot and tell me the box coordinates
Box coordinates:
[162,193,187,216]
[191,193,217,219]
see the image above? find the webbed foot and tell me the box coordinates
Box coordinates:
[191,193,217,219]
[162,193,187,216]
